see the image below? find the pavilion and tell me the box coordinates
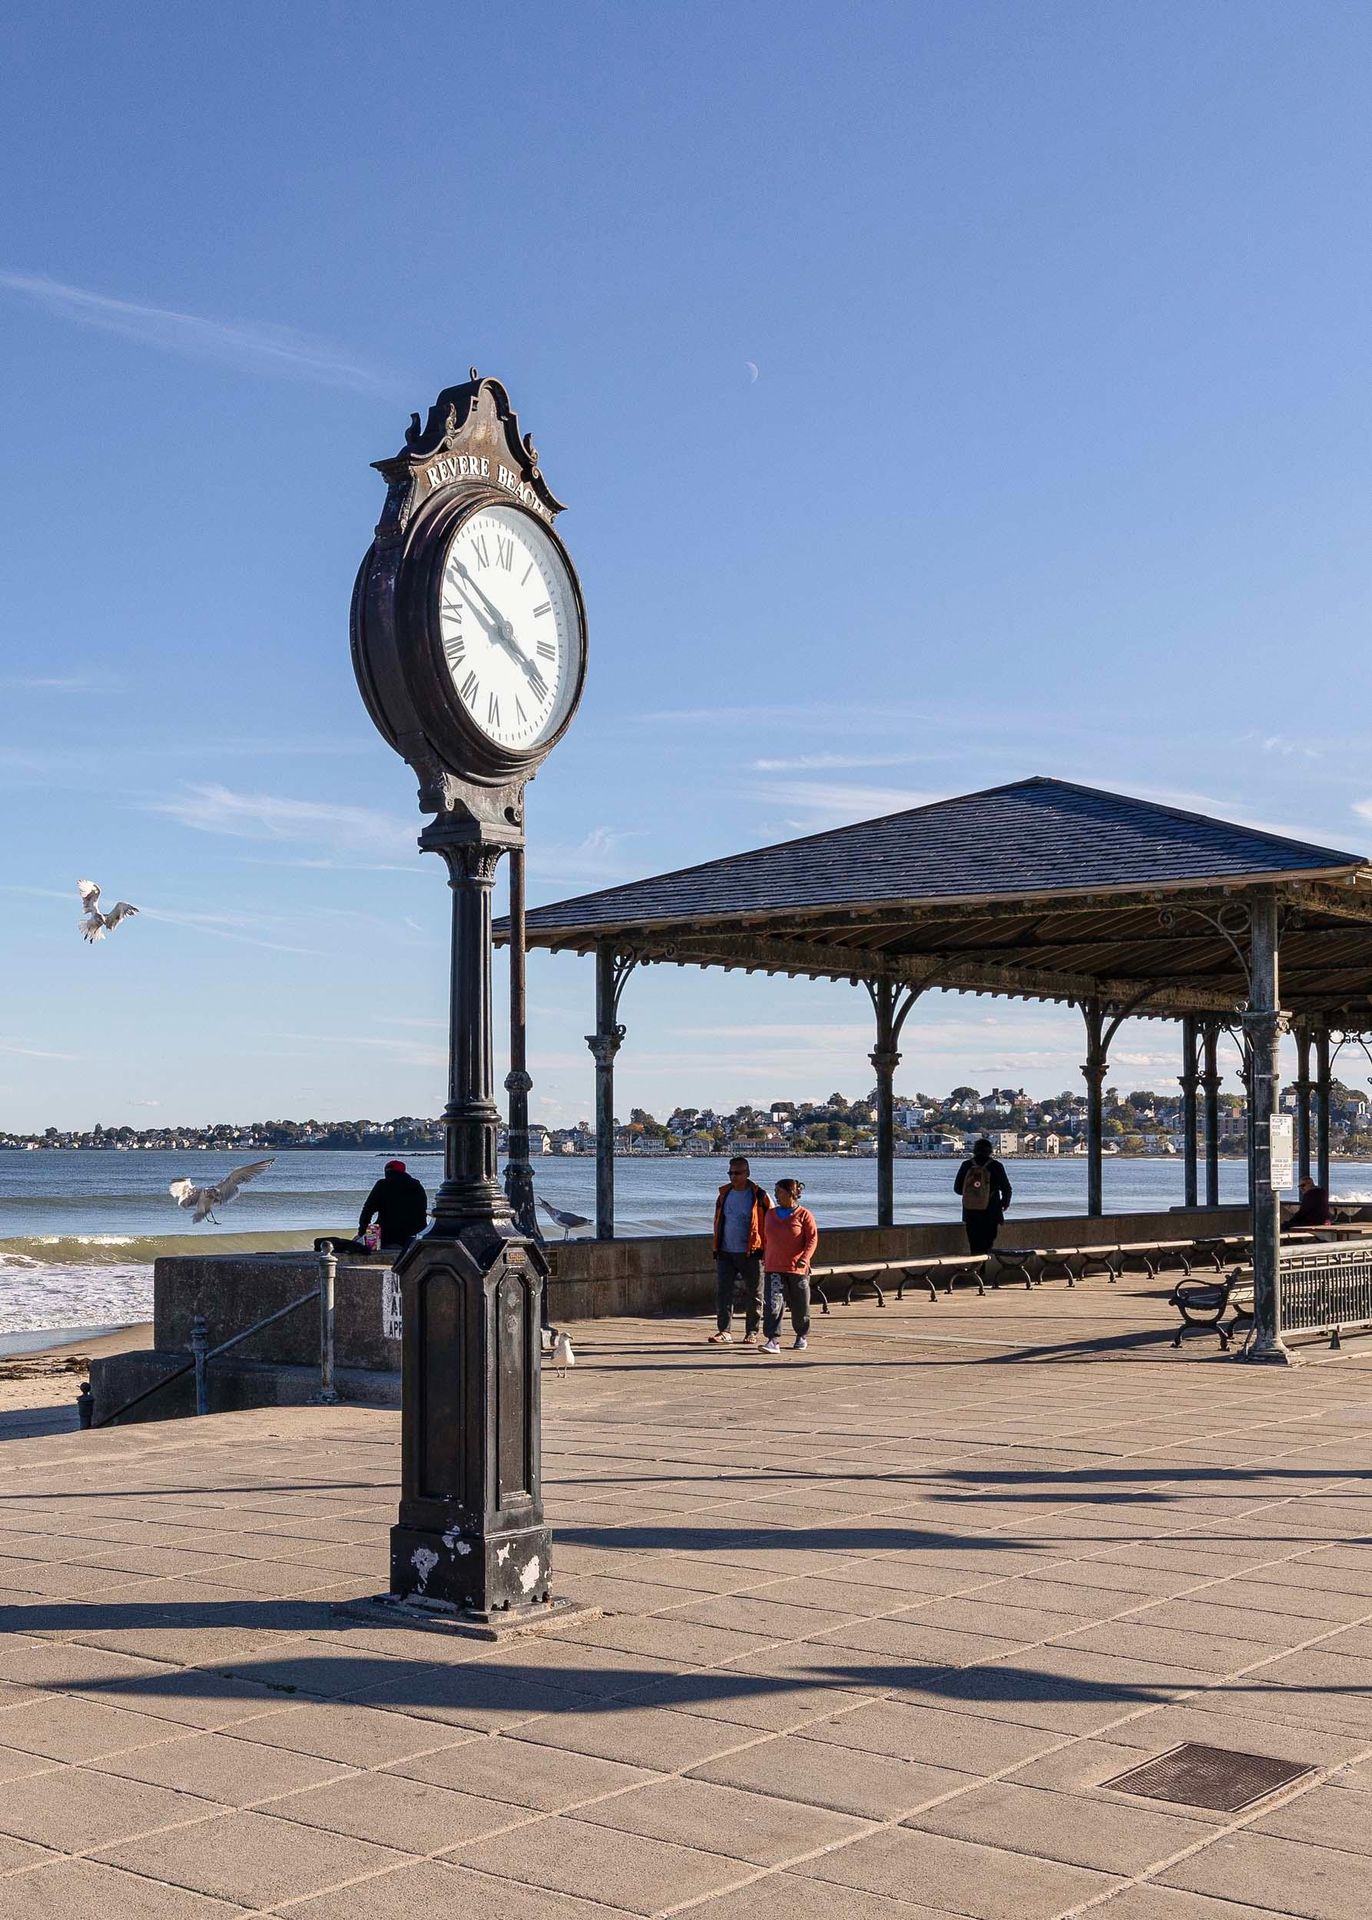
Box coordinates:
[500,777,1372,1360]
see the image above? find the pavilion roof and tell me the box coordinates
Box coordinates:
[504,778,1372,1020]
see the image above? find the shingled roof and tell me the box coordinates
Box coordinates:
[505,780,1372,1020]
[520,779,1366,932]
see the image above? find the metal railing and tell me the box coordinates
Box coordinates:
[1279,1241,1372,1349]
[89,1251,341,1428]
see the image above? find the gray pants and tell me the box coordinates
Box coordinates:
[764,1271,811,1341]
[715,1252,763,1334]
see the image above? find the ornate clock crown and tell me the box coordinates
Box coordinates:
[372,374,566,541]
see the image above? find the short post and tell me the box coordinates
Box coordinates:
[316,1250,339,1404]
[1246,891,1291,1363]
[1202,1018,1221,1206]
[190,1315,210,1416]
[1179,1014,1199,1210]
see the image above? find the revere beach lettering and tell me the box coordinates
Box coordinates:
[422,452,551,517]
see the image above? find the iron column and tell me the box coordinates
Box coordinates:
[587,940,624,1240]
[1315,1022,1332,1191]
[1245,890,1290,1362]
[1202,1018,1221,1207]
[1179,1014,1199,1210]
[390,819,553,1610]
[503,844,539,1242]
[1081,1000,1106,1218]
[868,978,917,1231]
[1293,1020,1312,1185]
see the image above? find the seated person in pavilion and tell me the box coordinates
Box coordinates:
[1287,1176,1331,1228]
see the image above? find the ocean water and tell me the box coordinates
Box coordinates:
[0,1147,1358,1336]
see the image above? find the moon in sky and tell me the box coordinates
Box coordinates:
[745,361,759,383]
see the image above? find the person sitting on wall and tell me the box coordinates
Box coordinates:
[1286,1175,1331,1229]
[359,1159,429,1251]
[954,1136,1013,1257]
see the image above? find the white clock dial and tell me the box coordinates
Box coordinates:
[437,505,582,752]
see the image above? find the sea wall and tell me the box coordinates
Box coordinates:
[88,1205,1254,1422]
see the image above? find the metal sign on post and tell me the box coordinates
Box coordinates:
[1271,1114,1295,1193]
[382,1270,403,1343]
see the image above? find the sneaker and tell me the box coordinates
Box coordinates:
[707,1331,733,1344]
[762,1339,781,1354]
[741,1332,760,1347]
[794,1335,808,1351]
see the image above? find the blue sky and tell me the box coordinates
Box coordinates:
[4,1,1372,1131]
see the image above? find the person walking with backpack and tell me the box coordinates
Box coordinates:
[955,1137,1012,1257]
[760,1177,818,1354]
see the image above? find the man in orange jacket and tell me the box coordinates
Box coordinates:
[709,1156,771,1345]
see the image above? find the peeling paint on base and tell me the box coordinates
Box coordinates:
[496,1543,511,1564]
[519,1555,542,1594]
[410,1547,439,1589]
[442,1525,471,1555]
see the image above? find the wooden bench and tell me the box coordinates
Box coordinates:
[1170,1271,1255,1348]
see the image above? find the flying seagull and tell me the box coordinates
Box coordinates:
[169,1157,275,1224]
[538,1196,591,1239]
[78,879,139,944]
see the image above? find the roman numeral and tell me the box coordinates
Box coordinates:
[441,597,463,623]
[460,670,478,705]
[444,635,466,665]
[536,638,555,661]
[515,697,528,726]
[532,601,552,617]
[471,535,490,569]
[527,666,548,702]
[488,692,501,728]
[496,536,513,570]
[521,563,533,586]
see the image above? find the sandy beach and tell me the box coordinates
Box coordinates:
[0,1322,151,1427]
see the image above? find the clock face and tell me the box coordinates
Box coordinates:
[436,505,583,754]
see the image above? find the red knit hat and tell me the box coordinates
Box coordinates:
[385,1159,406,1173]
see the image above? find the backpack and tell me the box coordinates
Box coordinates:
[962,1162,993,1211]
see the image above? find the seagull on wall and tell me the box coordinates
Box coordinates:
[78,879,139,943]
[169,1157,275,1224]
[539,1197,592,1239]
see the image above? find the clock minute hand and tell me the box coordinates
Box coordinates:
[452,561,512,638]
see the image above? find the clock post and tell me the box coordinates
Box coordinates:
[349,374,589,1628]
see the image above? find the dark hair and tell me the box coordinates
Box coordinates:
[972,1138,992,1164]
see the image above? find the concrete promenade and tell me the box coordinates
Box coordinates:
[2,1282,1372,1917]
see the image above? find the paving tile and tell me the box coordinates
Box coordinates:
[573,1774,867,1863]
[268,1769,527,1851]
[285,1858,623,1918]
[798,1698,1058,1773]
[690,1733,972,1819]
[1250,1782,1372,1852]
[0,1834,58,1873]
[904,1778,1214,1873]
[1105,1702,1366,1769]
[0,1693,188,1761]
[511,1705,755,1771]
[454,1812,746,1913]
[683,1871,969,1919]
[76,1669,283,1731]
[389,1737,653,1810]
[794,1823,1123,1917]
[1160,1828,1372,1918]
[1067,1887,1317,1919]
[94,1807,410,1907]
[100,1728,354,1805]
[0,1857,250,1919]
[0,1766,222,1851]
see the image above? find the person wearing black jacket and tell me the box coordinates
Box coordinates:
[954,1137,1013,1256]
[359,1159,428,1250]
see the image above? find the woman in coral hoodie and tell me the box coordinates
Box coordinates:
[760,1178,819,1354]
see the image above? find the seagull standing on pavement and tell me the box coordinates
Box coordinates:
[552,1331,575,1376]
[538,1197,592,1239]
[78,879,139,944]
[169,1157,275,1224]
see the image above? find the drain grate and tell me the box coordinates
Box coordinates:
[1104,1742,1313,1813]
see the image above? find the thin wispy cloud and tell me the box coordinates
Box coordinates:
[528,825,641,888]
[752,752,927,773]
[0,673,113,693]
[0,1038,80,1062]
[150,783,412,859]
[750,778,944,829]
[0,270,386,392]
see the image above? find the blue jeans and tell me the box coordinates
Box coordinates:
[764,1271,811,1341]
